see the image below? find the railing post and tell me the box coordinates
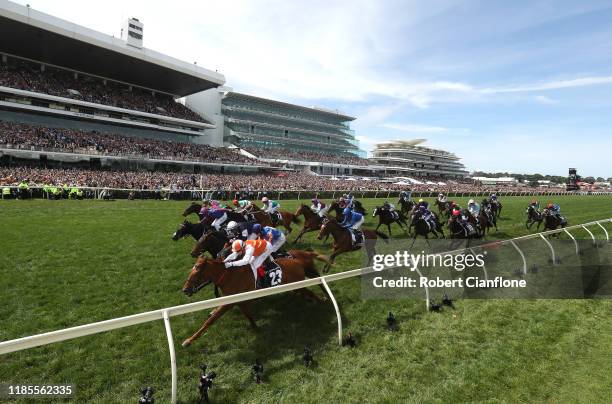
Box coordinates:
[162,310,177,404]
[596,221,609,242]
[581,225,596,246]
[320,278,342,346]
[539,233,556,264]
[563,228,579,255]
[510,240,527,275]
[413,266,430,311]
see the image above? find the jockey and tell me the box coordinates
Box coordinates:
[261,226,286,253]
[437,193,447,203]
[310,198,328,217]
[489,193,498,203]
[342,193,355,209]
[383,201,396,212]
[340,207,364,230]
[467,199,480,217]
[452,208,475,236]
[546,203,565,223]
[261,197,280,215]
[399,190,412,201]
[224,239,273,287]
[529,199,540,210]
[415,205,436,229]
[417,198,429,209]
[203,207,228,231]
[232,199,251,210]
[226,221,259,241]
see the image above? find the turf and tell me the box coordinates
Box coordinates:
[0,195,611,403]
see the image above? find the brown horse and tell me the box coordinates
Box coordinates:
[181,251,330,347]
[316,218,388,272]
[293,204,325,243]
[248,203,300,233]
[542,209,566,232]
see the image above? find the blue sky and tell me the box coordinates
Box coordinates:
[14,0,612,177]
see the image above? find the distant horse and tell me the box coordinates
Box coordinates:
[525,205,543,230]
[409,212,445,248]
[489,200,503,218]
[317,218,388,272]
[397,198,415,216]
[181,251,331,347]
[480,200,498,232]
[447,214,482,247]
[293,204,325,243]
[372,206,408,236]
[435,199,451,218]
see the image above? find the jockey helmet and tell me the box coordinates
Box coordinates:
[252,223,262,233]
[311,198,318,203]
[438,193,443,197]
[531,199,537,204]
[547,203,553,209]
[343,207,352,215]
[452,209,461,216]
[468,199,475,205]
[227,221,238,231]
[232,199,239,206]
[451,202,457,207]
[261,197,269,203]
[232,240,245,252]
[418,198,424,203]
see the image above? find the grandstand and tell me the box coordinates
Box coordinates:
[0,1,274,174]
[370,139,468,179]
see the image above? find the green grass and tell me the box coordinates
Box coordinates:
[1,196,611,403]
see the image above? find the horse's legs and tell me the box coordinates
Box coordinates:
[182,304,232,347]
[238,303,257,329]
[376,222,381,231]
[298,288,326,303]
[293,228,307,244]
[387,223,392,236]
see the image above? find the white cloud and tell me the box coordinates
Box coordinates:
[380,123,449,133]
[482,76,612,94]
[534,95,557,104]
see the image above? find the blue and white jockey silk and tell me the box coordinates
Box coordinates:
[340,210,364,230]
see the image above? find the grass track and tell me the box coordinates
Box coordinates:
[0,195,611,403]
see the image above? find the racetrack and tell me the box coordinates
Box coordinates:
[1,195,611,403]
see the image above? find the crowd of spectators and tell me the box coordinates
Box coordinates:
[0,121,256,164]
[0,59,204,122]
[247,147,371,165]
[0,165,573,194]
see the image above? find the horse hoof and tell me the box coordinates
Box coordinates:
[181,339,192,348]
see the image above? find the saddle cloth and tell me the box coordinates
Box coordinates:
[257,258,283,289]
[348,229,364,248]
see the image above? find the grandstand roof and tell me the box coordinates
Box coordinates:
[224,92,355,121]
[0,0,225,96]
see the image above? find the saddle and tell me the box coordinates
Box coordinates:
[272,250,292,259]
[257,258,283,289]
[270,211,282,224]
[348,228,364,248]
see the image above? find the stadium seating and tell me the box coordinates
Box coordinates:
[0,58,204,122]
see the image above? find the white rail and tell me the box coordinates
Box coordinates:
[0,218,609,403]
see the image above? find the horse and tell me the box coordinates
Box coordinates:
[397,198,415,216]
[372,206,408,236]
[447,213,482,243]
[191,230,230,258]
[409,213,445,248]
[435,199,451,218]
[480,201,498,232]
[183,202,248,224]
[172,220,210,241]
[247,204,300,233]
[180,251,331,347]
[316,218,388,272]
[542,209,566,232]
[489,200,503,218]
[293,204,325,243]
[525,205,543,230]
[328,200,366,217]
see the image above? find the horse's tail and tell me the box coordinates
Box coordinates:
[375,231,390,242]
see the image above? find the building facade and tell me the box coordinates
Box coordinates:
[370,139,468,179]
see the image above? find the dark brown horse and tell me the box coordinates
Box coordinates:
[181,251,330,347]
[191,230,229,258]
[293,204,325,243]
[247,204,300,233]
[525,205,543,230]
[316,218,388,272]
[397,198,415,216]
[372,206,408,235]
[542,209,566,232]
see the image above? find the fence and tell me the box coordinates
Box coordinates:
[3,185,611,201]
[0,218,610,403]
